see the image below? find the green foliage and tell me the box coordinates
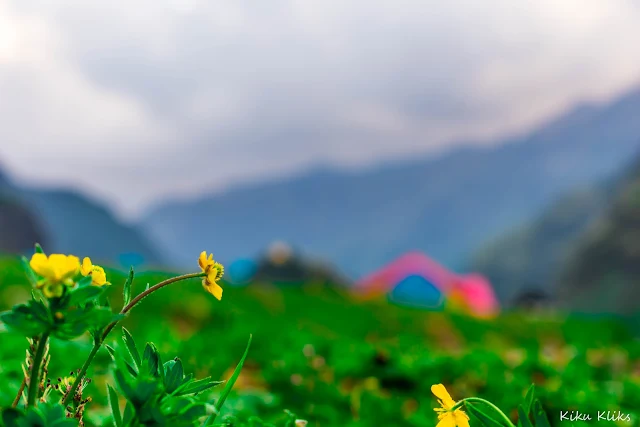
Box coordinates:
[1,403,77,427]
[106,328,230,426]
[1,252,639,426]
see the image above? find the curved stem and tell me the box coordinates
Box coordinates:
[27,332,50,407]
[102,272,205,341]
[61,272,204,406]
[453,397,516,427]
[12,379,26,407]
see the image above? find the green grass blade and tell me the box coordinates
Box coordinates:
[523,384,535,415]
[122,267,134,307]
[465,401,508,427]
[107,384,123,427]
[518,405,533,427]
[122,327,141,370]
[205,334,253,426]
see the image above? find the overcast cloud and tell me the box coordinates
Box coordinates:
[1,0,639,219]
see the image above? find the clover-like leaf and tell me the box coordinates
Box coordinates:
[0,301,52,337]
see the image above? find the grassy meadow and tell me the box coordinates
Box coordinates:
[1,256,639,426]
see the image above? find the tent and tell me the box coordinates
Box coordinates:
[354,252,499,318]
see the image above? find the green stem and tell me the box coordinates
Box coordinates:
[26,332,50,407]
[61,272,205,406]
[453,397,516,427]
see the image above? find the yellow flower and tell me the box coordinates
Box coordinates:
[198,251,216,272]
[30,253,80,284]
[80,257,110,286]
[199,251,224,300]
[81,257,93,276]
[432,384,470,427]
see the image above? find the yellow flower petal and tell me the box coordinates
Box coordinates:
[81,257,93,276]
[436,415,457,427]
[454,410,470,427]
[431,384,456,409]
[198,251,216,272]
[202,279,223,300]
[30,253,54,278]
[90,265,110,287]
[30,253,80,283]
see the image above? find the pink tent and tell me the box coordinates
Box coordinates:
[354,251,499,317]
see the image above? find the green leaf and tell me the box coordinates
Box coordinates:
[518,405,534,427]
[523,384,535,415]
[34,243,44,254]
[107,384,123,427]
[21,257,38,287]
[533,400,551,427]
[142,343,160,377]
[52,306,118,340]
[173,377,223,396]
[67,286,104,306]
[284,410,297,427]
[76,275,93,288]
[164,359,184,394]
[122,267,134,307]
[122,403,135,426]
[114,369,135,401]
[205,334,253,426]
[1,407,23,427]
[465,401,508,427]
[122,327,142,370]
[105,344,117,361]
[0,303,52,337]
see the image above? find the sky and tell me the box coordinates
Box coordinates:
[1,0,640,220]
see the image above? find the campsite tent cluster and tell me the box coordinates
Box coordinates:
[227,243,500,318]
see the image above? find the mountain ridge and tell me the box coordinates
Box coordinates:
[141,86,640,286]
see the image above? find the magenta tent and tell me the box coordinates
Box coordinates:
[353,251,499,317]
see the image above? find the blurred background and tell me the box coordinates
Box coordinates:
[1,1,640,426]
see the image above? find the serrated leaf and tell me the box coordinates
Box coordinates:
[52,306,116,340]
[122,327,141,370]
[205,334,253,426]
[122,267,134,307]
[0,303,51,337]
[67,286,104,306]
[107,384,123,427]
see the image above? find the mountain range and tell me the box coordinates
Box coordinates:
[557,155,640,315]
[0,170,162,267]
[141,87,640,283]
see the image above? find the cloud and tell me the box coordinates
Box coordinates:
[1,0,639,219]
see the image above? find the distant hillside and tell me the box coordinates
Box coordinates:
[557,156,640,315]
[0,195,48,254]
[0,167,163,267]
[142,88,640,281]
[0,169,48,254]
[471,185,615,303]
